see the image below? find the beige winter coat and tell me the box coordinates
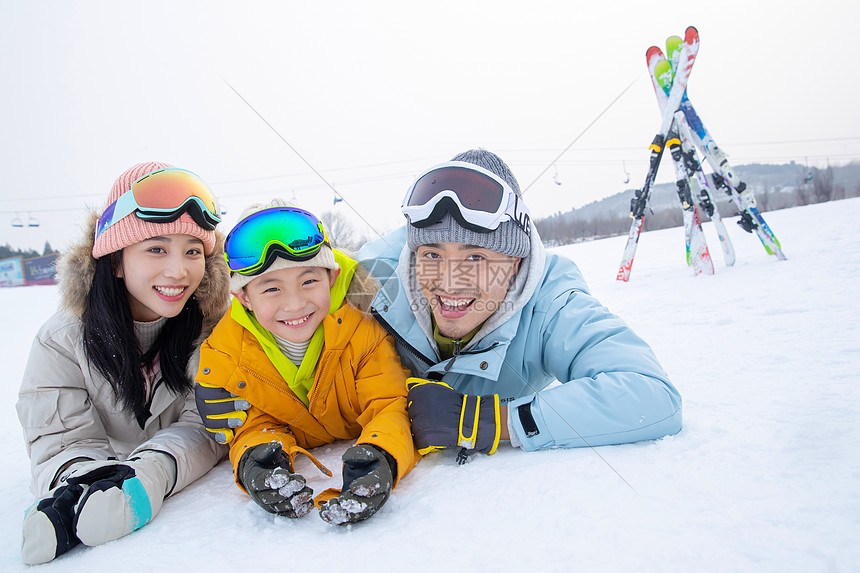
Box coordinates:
[16,212,231,496]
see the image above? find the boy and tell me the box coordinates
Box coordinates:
[195,201,416,525]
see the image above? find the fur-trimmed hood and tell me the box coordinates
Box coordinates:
[339,249,381,314]
[56,211,231,336]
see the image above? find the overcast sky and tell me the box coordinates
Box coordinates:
[2,0,858,252]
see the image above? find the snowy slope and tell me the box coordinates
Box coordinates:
[1,199,858,572]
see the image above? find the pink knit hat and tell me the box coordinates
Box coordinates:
[92,161,218,258]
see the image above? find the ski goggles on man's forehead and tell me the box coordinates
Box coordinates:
[95,168,221,240]
[401,161,530,234]
[224,206,330,276]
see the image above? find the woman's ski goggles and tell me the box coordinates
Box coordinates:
[224,206,330,276]
[95,168,221,239]
[401,161,531,233]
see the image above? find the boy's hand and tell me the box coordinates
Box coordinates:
[238,443,314,518]
[319,444,395,525]
[406,378,501,462]
[195,382,250,444]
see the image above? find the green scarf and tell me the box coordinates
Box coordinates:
[432,319,481,360]
[231,250,357,407]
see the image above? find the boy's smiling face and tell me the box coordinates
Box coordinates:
[235,266,337,343]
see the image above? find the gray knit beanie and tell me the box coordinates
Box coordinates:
[406,149,530,259]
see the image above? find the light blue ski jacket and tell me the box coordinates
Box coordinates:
[357,226,681,452]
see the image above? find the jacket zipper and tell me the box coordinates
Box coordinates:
[371,308,436,367]
[136,378,164,429]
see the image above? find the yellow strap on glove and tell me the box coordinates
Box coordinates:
[194,380,250,444]
[406,378,500,462]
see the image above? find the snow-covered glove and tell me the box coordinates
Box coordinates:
[237,442,314,518]
[195,381,249,444]
[21,482,85,564]
[319,444,396,525]
[406,378,501,463]
[67,451,175,547]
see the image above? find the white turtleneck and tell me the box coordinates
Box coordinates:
[134,316,167,354]
[134,317,167,399]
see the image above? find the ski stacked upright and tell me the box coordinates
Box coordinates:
[618,25,786,282]
[664,34,785,260]
[679,101,786,259]
[647,44,714,275]
[616,26,699,282]
[658,39,736,267]
[674,112,737,267]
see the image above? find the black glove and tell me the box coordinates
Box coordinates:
[319,444,396,525]
[406,378,501,463]
[21,482,84,564]
[195,382,250,444]
[237,443,314,518]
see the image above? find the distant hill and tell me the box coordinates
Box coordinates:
[535,161,860,245]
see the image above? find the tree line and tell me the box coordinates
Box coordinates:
[0,241,57,261]
[535,163,860,247]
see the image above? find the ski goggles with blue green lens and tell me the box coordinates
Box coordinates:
[95,168,221,240]
[401,161,531,234]
[224,206,331,276]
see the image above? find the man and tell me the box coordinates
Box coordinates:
[197,149,681,460]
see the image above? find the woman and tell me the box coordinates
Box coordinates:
[16,162,230,564]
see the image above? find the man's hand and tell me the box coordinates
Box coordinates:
[237,443,314,518]
[319,444,396,525]
[406,378,501,463]
[195,382,250,444]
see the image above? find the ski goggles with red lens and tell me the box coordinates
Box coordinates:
[224,206,331,276]
[401,161,531,234]
[95,168,221,240]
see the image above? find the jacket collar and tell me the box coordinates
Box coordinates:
[373,259,525,381]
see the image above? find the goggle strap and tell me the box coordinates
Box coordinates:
[409,200,502,234]
[135,197,219,230]
[232,242,327,276]
[96,191,139,239]
[407,194,529,234]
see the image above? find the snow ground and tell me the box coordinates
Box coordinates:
[1,198,858,572]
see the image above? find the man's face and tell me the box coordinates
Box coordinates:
[415,243,521,340]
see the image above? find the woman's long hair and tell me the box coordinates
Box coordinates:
[82,254,203,427]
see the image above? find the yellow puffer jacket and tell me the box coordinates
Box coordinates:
[197,255,417,497]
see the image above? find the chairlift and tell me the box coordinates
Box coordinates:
[27,212,40,227]
[11,213,24,228]
[330,182,344,206]
[553,165,562,186]
[622,161,630,185]
[803,157,813,182]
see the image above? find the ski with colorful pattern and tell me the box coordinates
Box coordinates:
[617,26,700,282]
[653,41,735,267]
[663,34,785,260]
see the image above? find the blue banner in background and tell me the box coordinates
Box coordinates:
[23,253,59,285]
[0,254,59,286]
[0,257,26,287]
